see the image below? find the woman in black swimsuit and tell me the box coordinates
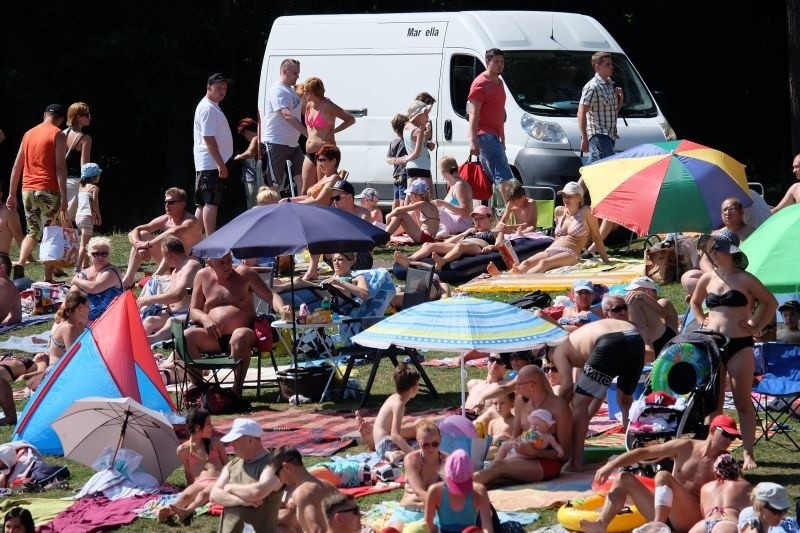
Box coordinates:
[689,229,777,471]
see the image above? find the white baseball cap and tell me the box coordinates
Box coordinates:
[625,276,660,292]
[220,418,263,443]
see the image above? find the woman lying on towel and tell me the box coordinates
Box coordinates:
[159,407,228,525]
[393,205,500,270]
[488,181,608,275]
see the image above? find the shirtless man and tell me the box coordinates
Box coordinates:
[777,300,800,343]
[474,365,572,488]
[688,453,752,533]
[465,352,510,423]
[186,252,290,396]
[580,414,739,533]
[624,276,679,360]
[137,236,201,344]
[550,318,645,472]
[323,493,363,533]
[0,183,23,257]
[771,153,800,213]
[122,187,203,288]
[537,279,603,332]
[0,254,21,327]
[271,446,339,533]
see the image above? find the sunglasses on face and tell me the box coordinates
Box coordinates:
[717,428,737,439]
[331,195,342,201]
[336,505,360,516]
[608,305,628,313]
[543,366,558,374]
[421,441,440,448]
[164,200,180,205]
[90,251,109,257]
[488,356,504,364]
[274,462,285,476]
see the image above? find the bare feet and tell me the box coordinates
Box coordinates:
[157,507,173,524]
[393,251,410,269]
[486,261,501,277]
[561,461,584,473]
[431,253,446,270]
[742,452,757,471]
[168,504,192,524]
[355,410,375,451]
[579,519,608,533]
[301,268,318,282]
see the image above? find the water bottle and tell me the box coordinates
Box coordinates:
[320,297,332,322]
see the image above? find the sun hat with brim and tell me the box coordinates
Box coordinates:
[445,449,474,495]
[81,163,102,179]
[356,187,379,201]
[220,418,263,443]
[625,276,659,292]
[406,99,432,121]
[530,409,555,427]
[557,181,584,197]
[711,229,749,270]
[753,482,790,510]
[406,178,429,196]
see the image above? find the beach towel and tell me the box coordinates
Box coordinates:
[488,469,597,512]
[340,479,404,498]
[38,494,157,532]
[0,314,54,336]
[0,332,53,354]
[0,497,74,529]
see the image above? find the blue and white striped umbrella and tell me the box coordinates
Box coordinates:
[352,295,567,352]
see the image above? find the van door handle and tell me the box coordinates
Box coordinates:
[346,108,368,117]
[444,120,452,141]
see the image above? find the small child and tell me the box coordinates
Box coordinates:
[495,408,564,461]
[486,392,515,460]
[75,163,102,271]
[358,187,384,226]
[386,113,408,209]
[372,362,420,464]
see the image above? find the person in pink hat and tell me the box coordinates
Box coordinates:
[425,449,493,533]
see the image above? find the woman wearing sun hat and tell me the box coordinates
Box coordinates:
[385,178,440,244]
[689,228,777,471]
[424,449,493,533]
[739,482,791,532]
[399,99,435,204]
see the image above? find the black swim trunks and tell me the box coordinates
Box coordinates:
[576,330,645,398]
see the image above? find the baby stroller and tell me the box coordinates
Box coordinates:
[625,330,727,453]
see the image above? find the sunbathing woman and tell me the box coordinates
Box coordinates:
[488,181,607,275]
[385,179,441,244]
[430,156,472,236]
[394,205,500,270]
[159,407,228,525]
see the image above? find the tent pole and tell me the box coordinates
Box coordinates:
[290,256,299,406]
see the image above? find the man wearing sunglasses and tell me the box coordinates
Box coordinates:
[581,414,740,533]
[323,493,363,533]
[121,187,202,289]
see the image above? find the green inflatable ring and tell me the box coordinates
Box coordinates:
[651,341,710,396]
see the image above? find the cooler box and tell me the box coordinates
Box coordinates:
[606,368,650,421]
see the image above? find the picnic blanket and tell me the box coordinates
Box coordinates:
[340,480,403,498]
[0,331,52,353]
[488,469,597,512]
[38,494,157,532]
[459,257,645,293]
[0,314,54,336]
[0,497,74,528]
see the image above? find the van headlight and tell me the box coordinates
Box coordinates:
[659,120,677,141]
[520,113,569,144]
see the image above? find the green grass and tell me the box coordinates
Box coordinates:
[4,238,799,531]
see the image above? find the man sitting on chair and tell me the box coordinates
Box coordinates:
[186,251,291,396]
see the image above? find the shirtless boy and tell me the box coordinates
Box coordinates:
[486,392,515,460]
[580,414,739,533]
[137,236,201,344]
[550,318,645,472]
[186,252,290,396]
[122,187,203,288]
[474,365,572,488]
[372,362,421,463]
[271,446,339,533]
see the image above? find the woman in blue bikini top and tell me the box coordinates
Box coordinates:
[69,236,124,321]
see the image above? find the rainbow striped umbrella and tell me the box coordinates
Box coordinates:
[580,140,752,235]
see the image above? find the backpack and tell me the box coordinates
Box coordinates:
[184,383,252,415]
[508,290,552,310]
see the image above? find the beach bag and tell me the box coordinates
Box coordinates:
[459,155,493,201]
[184,383,252,415]
[509,290,552,310]
[644,247,677,284]
[39,214,78,268]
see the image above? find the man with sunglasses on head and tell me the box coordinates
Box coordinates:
[581,414,740,533]
[121,187,202,289]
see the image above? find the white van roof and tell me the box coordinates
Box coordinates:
[268,11,623,53]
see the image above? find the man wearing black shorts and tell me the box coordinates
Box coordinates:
[193,73,233,235]
[550,318,645,472]
[263,59,306,196]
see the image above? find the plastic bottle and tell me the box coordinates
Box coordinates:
[320,298,332,322]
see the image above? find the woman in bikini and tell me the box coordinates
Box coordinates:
[300,77,355,194]
[690,228,777,471]
[688,454,751,533]
[488,181,607,275]
[69,236,124,321]
[385,419,448,532]
[431,156,472,236]
[385,178,440,244]
[159,407,228,525]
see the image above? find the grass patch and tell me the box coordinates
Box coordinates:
[4,236,799,531]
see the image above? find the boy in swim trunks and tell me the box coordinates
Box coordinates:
[549,318,645,472]
[372,363,421,464]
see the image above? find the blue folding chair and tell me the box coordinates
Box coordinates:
[752,342,800,450]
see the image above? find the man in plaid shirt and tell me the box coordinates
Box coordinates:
[578,52,624,163]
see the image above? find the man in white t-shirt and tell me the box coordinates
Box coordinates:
[263,58,307,196]
[193,72,233,235]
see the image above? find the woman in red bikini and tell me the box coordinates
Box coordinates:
[300,77,355,193]
[159,407,228,525]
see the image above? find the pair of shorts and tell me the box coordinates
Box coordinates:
[264,142,304,188]
[540,458,563,480]
[419,230,436,244]
[75,216,94,236]
[407,168,432,180]
[375,435,417,460]
[394,178,407,200]
[21,190,60,241]
[194,170,226,206]
[575,330,645,398]
[588,134,616,163]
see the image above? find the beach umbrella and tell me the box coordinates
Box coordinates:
[741,203,800,293]
[51,397,180,482]
[191,202,389,403]
[580,139,752,235]
[351,295,568,414]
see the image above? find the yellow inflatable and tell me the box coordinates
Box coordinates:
[557,494,647,532]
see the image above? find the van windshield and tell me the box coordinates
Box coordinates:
[502,51,658,118]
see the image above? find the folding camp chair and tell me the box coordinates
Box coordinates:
[401,266,435,309]
[752,342,800,450]
[522,185,556,232]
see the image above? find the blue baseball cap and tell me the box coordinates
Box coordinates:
[80,163,102,179]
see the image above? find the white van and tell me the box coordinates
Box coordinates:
[259,11,675,199]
